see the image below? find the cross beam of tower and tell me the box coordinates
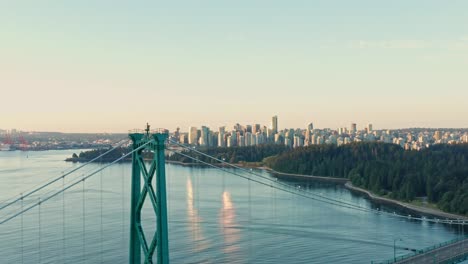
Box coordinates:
[129,124,169,264]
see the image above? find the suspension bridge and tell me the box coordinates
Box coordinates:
[0,126,467,263]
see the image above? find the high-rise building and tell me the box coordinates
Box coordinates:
[251,133,257,146]
[307,123,313,131]
[245,132,252,146]
[179,133,187,144]
[218,126,226,147]
[252,124,261,134]
[199,126,210,146]
[293,135,304,148]
[367,123,373,132]
[238,135,245,147]
[271,115,278,134]
[188,126,198,145]
[350,123,357,133]
[434,131,441,141]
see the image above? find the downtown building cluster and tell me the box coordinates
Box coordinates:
[170,116,468,151]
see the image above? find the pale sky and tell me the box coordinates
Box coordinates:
[1,1,467,133]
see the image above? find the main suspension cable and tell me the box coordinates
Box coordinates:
[0,140,129,211]
[0,140,152,225]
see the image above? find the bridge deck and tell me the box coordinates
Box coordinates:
[396,238,468,264]
[374,237,468,264]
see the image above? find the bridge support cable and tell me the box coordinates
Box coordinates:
[248,178,252,262]
[0,140,153,226]
[0,140,128,212]
[167,146,389,210]
[20,194,24,264]
[38,198,41,264]
[166,149,374,214]
[166,144,468,226]
[62,176,66,263]
[167,142,377,211]
[121,165,125,255]
[82,174,86,263]
[100,170,104,264]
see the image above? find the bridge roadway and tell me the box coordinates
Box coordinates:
[396,238,468,264]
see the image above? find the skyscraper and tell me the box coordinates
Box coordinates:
[218,126,226,147]
[350,123,357,134]
[367,123,373,133]
[188,126,198,145]
[200,126,209,146]
[271,115,278,134]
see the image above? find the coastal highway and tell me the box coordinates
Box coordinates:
[396,238,468,264]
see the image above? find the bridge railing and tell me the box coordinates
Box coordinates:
[373,236,468,264]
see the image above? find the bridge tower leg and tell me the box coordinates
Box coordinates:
[129,126,169,264]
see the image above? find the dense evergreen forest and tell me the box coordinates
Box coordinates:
[69,142,468,215]
[67,147,131,162]
[264,143,468,215]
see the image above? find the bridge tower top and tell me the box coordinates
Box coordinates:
[128,124,169,264]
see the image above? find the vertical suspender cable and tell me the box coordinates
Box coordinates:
[38,198,41,264]
[82,174,85,263]
[121,164,125,251]
[196,168,200,251]
[248,179,252,262]
[100,170,103,264]
[20,193,23,264]
[62,176,66,263]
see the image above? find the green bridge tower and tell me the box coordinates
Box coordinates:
[129,124,169,264]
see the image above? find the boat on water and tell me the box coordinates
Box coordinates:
[0,144,11,151]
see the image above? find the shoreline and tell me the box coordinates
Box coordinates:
[263,167,468,221]
[69,158,468,220]
[167,161,468,220]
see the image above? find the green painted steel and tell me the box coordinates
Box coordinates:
[129,126,169,264]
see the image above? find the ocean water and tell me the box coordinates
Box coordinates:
[0,150,465,263]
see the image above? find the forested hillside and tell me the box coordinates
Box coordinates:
[264,143,468,215]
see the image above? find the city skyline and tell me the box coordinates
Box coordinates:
[1,116,468,134]
[1,1,468,133]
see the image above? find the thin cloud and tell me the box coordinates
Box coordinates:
[349,39,430,49]
[448,36,468,50]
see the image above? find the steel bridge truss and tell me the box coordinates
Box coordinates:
[129,129,169,264]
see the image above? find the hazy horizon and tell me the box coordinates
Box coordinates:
[1,1,467,133]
